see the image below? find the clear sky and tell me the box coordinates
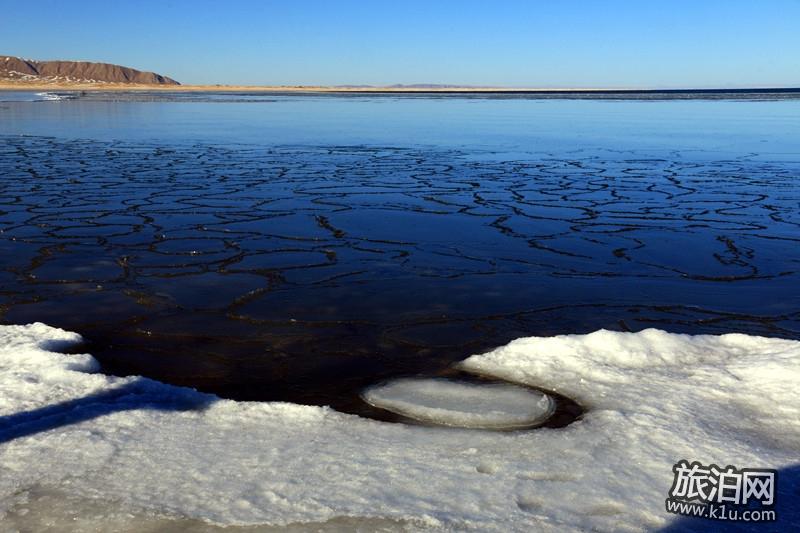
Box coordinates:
[1,0,798,87]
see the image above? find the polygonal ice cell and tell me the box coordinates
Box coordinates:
[362,378,555,429]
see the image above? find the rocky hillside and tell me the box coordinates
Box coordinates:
[0,55,179,85]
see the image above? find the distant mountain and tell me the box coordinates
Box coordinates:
[388,84,480,89]
[334,84,483,89]
[0,55,179,85]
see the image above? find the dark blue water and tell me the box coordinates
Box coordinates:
[1,92,798,413]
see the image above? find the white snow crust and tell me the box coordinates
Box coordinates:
[362,378,555,429]
[1,323,798,531]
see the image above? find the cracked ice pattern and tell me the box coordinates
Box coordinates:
[0,136,798,413]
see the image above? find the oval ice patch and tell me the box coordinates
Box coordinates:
[362,378,555,429]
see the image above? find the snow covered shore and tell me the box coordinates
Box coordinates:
[1,323,798,531]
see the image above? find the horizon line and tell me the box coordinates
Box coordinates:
[2,82,800,94]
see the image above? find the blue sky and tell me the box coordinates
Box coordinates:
[1,0,798,87]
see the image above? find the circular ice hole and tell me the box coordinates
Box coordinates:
[362,378,556,430]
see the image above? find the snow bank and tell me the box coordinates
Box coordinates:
[1,324,798,531]
[363,378,554,429]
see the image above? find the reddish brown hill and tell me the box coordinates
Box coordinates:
[0,55,179,85]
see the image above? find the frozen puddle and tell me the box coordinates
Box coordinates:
[1,323,799,531]
[362,378,555,429]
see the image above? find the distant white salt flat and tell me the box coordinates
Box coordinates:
[363,378,555,429]
[1,323,798,531]
[34,92,69,101]
[0,91,73,102]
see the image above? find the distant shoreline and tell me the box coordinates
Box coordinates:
[1,82,799,94]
